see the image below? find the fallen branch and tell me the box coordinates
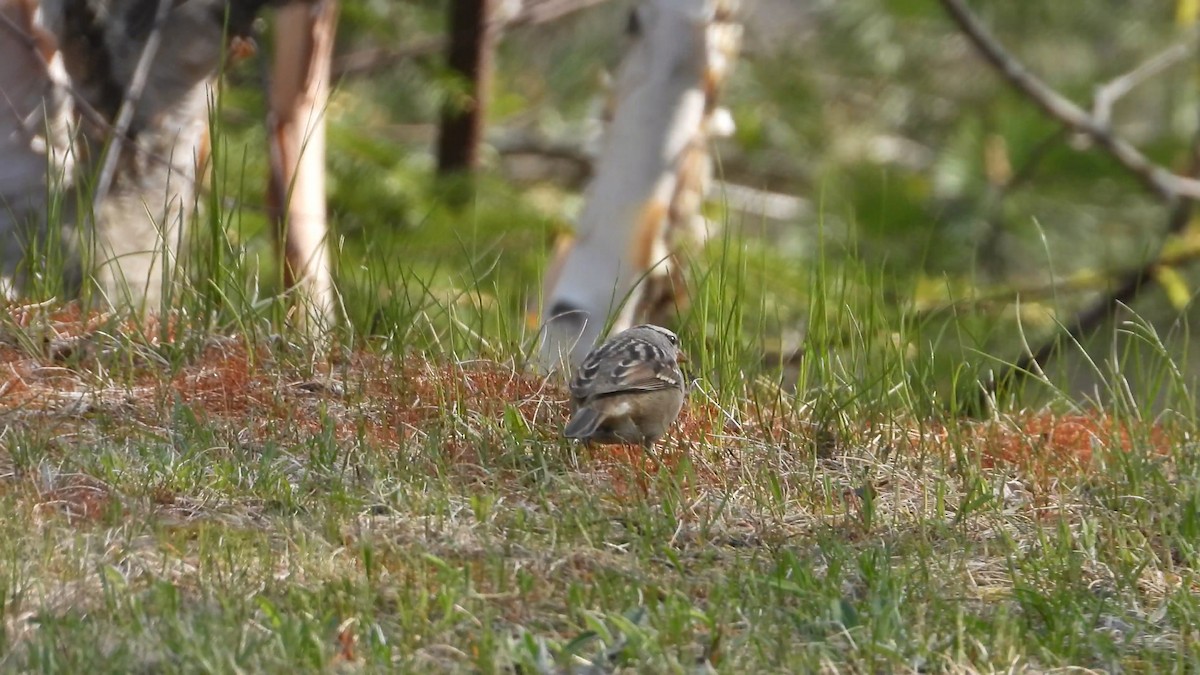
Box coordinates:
[495,129,810,220]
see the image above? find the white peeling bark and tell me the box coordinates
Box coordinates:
[67,0,234,312]
[0,0,342,340]
[0,0,264,311]
[0,0,76,297]
[267,0,338,335]
[539,0,741,370]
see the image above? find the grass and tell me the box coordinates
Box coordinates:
[7,137,1200,670]
[1,267,1199,673]
[5,21,1200,669]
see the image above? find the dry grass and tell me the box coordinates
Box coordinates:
[0,303,1197,672]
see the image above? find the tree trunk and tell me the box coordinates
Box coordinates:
[0,0,272,313]
[267,0,339,335]
[64,0,266,312]
[0,0,334,331]
[539,0,741,370]
[0,0,77,298]
[436,0,496,175]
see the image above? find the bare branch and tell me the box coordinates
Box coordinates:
[982,78,1200,405]
[331,0,613,81]
[939,0,1200,203]
[1093,40,1193,129]
[89,0,175,214]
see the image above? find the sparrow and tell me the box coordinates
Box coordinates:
[563,324,687,449]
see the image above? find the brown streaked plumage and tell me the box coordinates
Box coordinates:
[564,324,687,450]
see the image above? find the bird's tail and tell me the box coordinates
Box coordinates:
[564,407,603,439]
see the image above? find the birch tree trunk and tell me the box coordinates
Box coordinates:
[267,0,338,335]
[0,0,77,298]
[539,0,741,370]
[0,0,286,316]
[1,0,340,336]
[57,0,267,312]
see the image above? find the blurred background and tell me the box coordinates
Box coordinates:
[215,0,1200,408]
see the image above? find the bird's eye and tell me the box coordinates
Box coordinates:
[667,333,678,346]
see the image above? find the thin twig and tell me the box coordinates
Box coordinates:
[1093,40,1193,129]
[939,0,1200,203]
[0,12,116,141]
[89,0,175,216]
[976,128,1070,261]
[999,128,1069,197]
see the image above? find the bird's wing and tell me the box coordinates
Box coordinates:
[572,349,684,400]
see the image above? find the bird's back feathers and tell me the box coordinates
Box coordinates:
[563,324,686,447]
[570,329,684,401]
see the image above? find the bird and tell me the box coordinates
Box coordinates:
[563,324,688,450]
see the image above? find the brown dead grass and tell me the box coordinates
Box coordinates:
[983,412,1170,466]
[34,473,114,524]
[0,303,1178,488]
[922,411,1173,484]
[0,306,1192,670]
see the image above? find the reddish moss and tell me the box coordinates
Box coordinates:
[35,475,114,524]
